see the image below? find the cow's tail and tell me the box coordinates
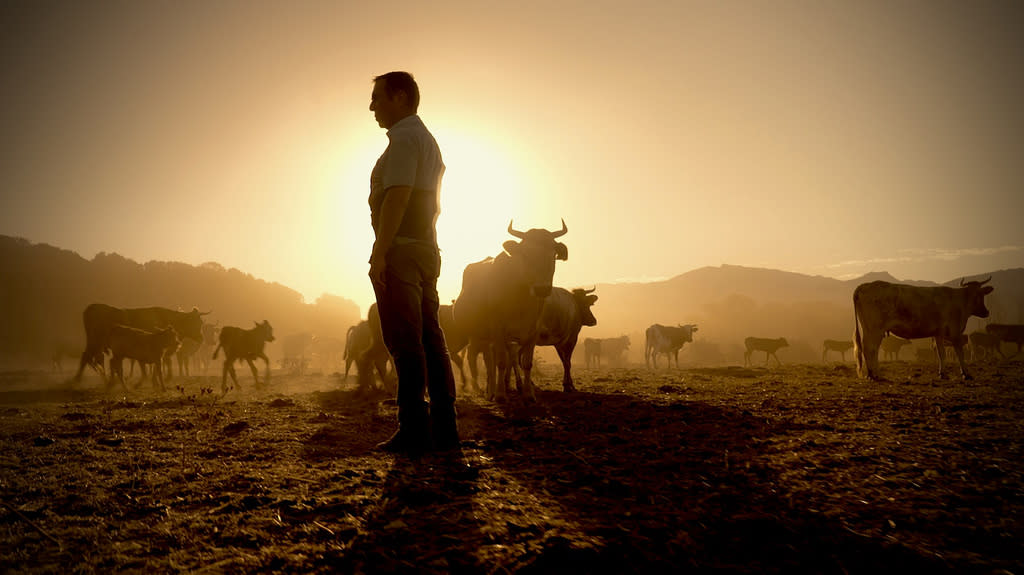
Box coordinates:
[852,294,864,377]
[213,343,222,360]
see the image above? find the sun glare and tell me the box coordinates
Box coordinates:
[433,127,532,300]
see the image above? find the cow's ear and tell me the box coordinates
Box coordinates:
[554,242,568,261]
[587,295,599,305]
[982,286,994,295]
[502,240,519,255]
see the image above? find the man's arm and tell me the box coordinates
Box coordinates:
[368,185,412,287]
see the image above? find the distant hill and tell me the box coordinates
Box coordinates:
[576,265,1024,366]
[0,235,361,369]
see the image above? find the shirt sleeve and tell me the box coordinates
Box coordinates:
[382,132,418,190]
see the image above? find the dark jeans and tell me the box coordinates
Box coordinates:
[372,242,457,417]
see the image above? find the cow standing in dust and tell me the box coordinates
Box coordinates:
[744,337,789,367]
[107,325,180,391]
[73,304,209,383]
[853,278,994,380]
[986,323,1024,356]
[213,320,276,392]
[880,335,912,361]
[452,220,569,402]
[821,339,854,362]
[521,287,598,392]
[645,324,698,369]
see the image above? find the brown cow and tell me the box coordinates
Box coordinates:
[744,337,789,367]
[853,278,994,380]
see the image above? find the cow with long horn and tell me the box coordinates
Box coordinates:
[452,219,569,402]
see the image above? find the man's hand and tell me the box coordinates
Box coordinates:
[368,250,387,289]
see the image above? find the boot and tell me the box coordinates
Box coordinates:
[430,402,460,451]
[376,402,430,455]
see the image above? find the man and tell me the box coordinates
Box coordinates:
[367,71,458,454]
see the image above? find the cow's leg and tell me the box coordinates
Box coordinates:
[557,345,575,392]
[953,341,971,380]
[743,349,751,367]
[222,359,237,393]
[493,342,511,402]
[517,343,538,402]
[933,337,947,379]
[259,352,272,384]
[245,358,261,385]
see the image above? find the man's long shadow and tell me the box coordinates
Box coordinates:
[304,387,487,573]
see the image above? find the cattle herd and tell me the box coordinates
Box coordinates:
[68,225,1022,399]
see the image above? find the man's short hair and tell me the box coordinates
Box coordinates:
[373,71,420,112]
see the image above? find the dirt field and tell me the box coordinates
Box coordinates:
[1,358,1022,574]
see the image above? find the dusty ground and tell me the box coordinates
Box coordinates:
[1,358,1022,574]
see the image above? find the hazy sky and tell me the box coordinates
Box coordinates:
[2,0,1023,316]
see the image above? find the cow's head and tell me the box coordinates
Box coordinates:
[255,320,276,342]
[960,277,995,318]
[503,219,568,298]
[180,307,211,343]
[157,326,180,352]
[572,287,599,327]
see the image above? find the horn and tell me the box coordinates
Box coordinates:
[979,276,992,286]
[552,218,568,238]
[584,286,596,294]
[507,219,525,239]
[959,277,966,287]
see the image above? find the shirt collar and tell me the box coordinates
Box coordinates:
[386,114,421,135]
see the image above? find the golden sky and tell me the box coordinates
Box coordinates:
[2,0,1023,315]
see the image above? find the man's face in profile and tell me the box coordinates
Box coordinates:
[370,80,402,129]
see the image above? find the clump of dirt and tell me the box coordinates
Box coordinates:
[1,360,1022,573]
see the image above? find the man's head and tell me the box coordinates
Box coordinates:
[370,71,419,129]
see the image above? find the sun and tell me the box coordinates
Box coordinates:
[431,127,535,300]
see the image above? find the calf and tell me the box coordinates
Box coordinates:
[583,338,602,368]
[822,339,854,362]
[108,325,180,391]
[744,337,789,367]
[213,320,275,392]
[968,330,1003,361]
[880,335,912,361]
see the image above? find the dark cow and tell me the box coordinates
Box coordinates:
[452,220,569,402]
[822,339,854,362]
[213,320,275,392]
[74,304,209,382]
[986,323,1024,355]
[523,287,598,392]
[853,278,994,380]
[645,324,698,369]
[108,325,180,390]
[968,330,1003,361]
[744,337,789,366]
[879,335,912,361]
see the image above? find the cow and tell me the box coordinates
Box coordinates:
[73,304,209,383]
[583,338,601,368]
[213,320,275,392]
[744,337,789,366]
[879,335,912,361]
[986,323,1024,355]
[968,330,1003,361]
[174,337,202,377]
[522,287,598,392]
[194,323,220,374]
[452,220,569,402]
[438,303,474,392]
[585,336,629,368]
[822,339,854,362]
[107,325,180,390]
[853,278,994,380]
[645,324,698,369]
